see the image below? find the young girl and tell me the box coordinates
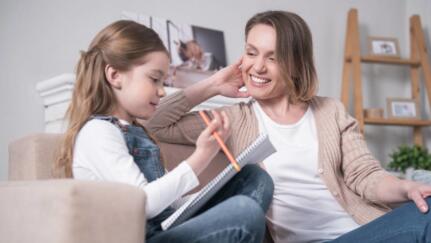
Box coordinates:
[146,11,431,243]
[54,20,273,243]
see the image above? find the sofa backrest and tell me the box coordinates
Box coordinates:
[8,133,228,189]
[9,133,63,180]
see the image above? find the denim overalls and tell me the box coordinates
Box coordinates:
[92,116,175,238]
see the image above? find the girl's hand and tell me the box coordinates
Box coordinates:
[404,180,431,213]
[186,110,231,175]
[210,59,249,98]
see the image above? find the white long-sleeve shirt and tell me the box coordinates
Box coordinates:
[72,119,199,219]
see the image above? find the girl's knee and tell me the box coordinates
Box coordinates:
[195,196,266,243]
[243,165,274,190]
[232,195,266,228]
[260,169,274,195]
[239,165,274,211]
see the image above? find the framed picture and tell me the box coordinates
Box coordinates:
[368,37,400,58]
[122,11,226,89]
[386,98,419,119]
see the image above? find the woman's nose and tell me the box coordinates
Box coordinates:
[253,57,266,73]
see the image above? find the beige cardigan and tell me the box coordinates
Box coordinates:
[146,91,391,225]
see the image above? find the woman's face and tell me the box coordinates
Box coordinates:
[242,24,286,101]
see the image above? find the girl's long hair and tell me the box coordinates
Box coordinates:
[54,20,167,178]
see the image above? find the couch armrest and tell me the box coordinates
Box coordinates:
[0,179,146,243]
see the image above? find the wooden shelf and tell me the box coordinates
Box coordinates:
[345,55,420,66]
[364,118,431,127]
[341,9,431,145]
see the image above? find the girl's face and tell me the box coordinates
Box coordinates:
[242,24,287,102]
[112,51,170,122]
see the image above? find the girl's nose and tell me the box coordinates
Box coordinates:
[158,86,166,97]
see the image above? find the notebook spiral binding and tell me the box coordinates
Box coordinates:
[161,134,275,230]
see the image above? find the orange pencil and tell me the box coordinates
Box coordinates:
[198,111,241,172]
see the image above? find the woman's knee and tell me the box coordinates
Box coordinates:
[423,197,431,222]
[397,197,431,233]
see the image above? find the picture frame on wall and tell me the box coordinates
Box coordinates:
[386,98,419,119]
[368,37,400,58]
[121,11,227,89]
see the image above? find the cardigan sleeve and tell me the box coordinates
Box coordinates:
[336,100,391,203]
[145,90,258,157]
[145,90,207,145]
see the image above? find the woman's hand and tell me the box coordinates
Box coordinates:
[210,59,249,98]
[183,58,249,106]
[186,110,231,175]
[403,180,431,213]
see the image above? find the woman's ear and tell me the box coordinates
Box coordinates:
[105,64,122,89]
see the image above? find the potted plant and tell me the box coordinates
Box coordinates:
[387,144,431,180]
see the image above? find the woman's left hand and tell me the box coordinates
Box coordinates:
[404,180,431,213]
[211,58,249,98]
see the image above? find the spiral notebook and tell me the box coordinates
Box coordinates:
[161,134,276,230]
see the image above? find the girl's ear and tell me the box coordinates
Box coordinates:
[105,64,122,89]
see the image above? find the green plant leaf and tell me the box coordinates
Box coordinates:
[387,144,431,172]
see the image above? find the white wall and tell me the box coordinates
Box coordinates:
[1,0,430,180]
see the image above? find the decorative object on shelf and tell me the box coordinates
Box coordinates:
[387,144,431,173]
[386,98,419,119]
[36,73,76,133]
[363,108,383,119]
[368,36,400,58]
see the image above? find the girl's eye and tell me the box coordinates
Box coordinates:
[268,57,276,61]
[150,77,160,83]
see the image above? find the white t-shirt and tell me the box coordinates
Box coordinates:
[253,102,359,243]
[72,119,199,219]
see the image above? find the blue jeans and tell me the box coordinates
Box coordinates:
[329,197,431,243]
[147,165,274,243]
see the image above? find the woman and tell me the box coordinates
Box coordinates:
[147,11,431,242]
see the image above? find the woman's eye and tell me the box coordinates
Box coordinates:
[246,52,256,56]
[268,56,276,61]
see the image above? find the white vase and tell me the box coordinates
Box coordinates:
[388,170,405,179]
[411,169,431,185]
[405,167,415,180]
